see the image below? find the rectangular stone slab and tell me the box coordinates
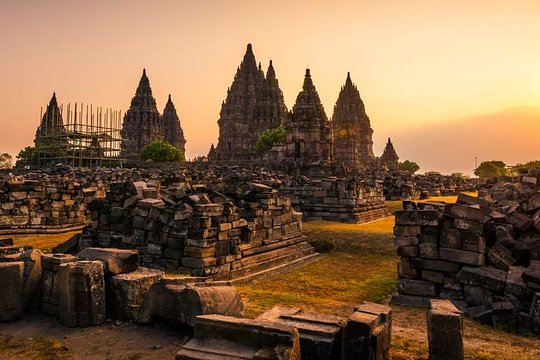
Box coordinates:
[0,262,24,322]
[428,299,464,360]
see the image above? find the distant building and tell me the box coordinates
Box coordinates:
[380,137,400,170]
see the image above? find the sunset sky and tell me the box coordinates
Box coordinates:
[1,1,540,174]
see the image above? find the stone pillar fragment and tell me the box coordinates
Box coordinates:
[57,260,106,327]
[427,299,464,360]
[0,262,24,321]
[41,253,78,316]
[108,267,163,320]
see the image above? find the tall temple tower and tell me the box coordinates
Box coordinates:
[161,94,186,156]
[121,69,163,160]
[285,69,333,164]
[35,92,65,145]
[331,73,375,170]
[215,44,265,161]
[215,44,288,161]
[255,60,288,130]
[380,137,399,169]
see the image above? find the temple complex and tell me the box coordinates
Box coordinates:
[284,69,333,165]
[214,44,287,161]
[380,137,399,169]
[121,69,186,160]
[162,95,186,156]
[331,73,375,170]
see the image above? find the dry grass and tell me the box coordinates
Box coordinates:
[237,195,540,359]
[11,231,80,253]
[0,335,70,360]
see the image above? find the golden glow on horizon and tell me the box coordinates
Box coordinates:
[1,0,540,174]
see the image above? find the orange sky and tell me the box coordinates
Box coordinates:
[1,1,540,174]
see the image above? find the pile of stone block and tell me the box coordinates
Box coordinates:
[392,174,540,334]
[283,177,389,223]
[88,180,317,280]
[0,179,97,231]
[380,171,477,201]
[1,244,246,329]
[177,301,392,360]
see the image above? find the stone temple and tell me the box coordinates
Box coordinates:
[284,69,333,166]
[331,72,375,170]
[214,44,287,161]
[34,92,66,146]
[211,44,400,170]
[121,69,186,160]
[380,137,399,170]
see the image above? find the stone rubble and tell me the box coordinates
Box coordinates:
[392,173,540,334]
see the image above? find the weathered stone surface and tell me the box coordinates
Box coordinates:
[523,260,540,285]
[427,299,464,360]
[21,249,43,310]
[57,260,106,327]
[354,301,392,360]
[77,247,138,275]
[439,248,485,266]
[0,262,24,322]
[139,283,244,326]
[395,210,439,226]
[108,267,163,320]
[176,314,300,360]
[41,253,78,316]
[389,294,430,308]
[456,266,507,293]
[397,279,438,297]
[257,305,346,360]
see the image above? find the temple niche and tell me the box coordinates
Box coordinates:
[331,73,375,170]
[214,44,287,161]
[284,69,333,165]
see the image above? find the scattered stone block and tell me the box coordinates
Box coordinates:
[57,260,106,327]
[0,262,24,322]
[256,306,346,360]
[108,267,163,320]
[139,282,244,326]
[427,299,464,360]
[176,315,300,359]
[77,247,139,275]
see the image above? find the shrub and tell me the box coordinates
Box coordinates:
[254,125,286,154]
[474,161,510,179]
[140,139,184,162]
[399,160,420,173]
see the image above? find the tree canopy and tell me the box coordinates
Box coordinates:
[254,125,286,154]
[474,160,510,178]
[398,160,420,173]
[140,139,185,162]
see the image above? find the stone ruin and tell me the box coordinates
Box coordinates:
[391,172,540,334]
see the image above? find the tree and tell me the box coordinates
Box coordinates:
[474,160,510,179]
[254,125,286,154]
[399,160,420,173]
[451,172,470,180]
[0,153,13,169]
[140,139,185,162]
[514,160,540,171]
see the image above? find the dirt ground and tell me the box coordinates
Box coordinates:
[0,313,188,360]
